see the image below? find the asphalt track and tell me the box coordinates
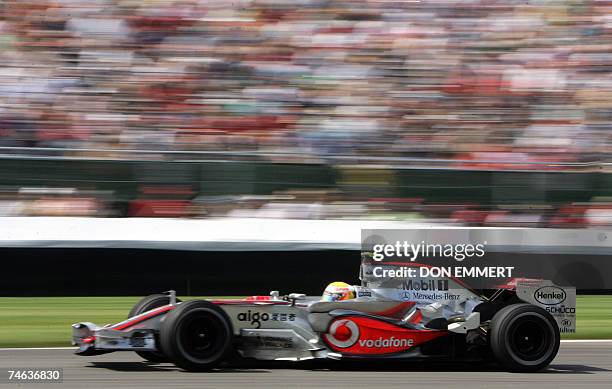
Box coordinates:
[0,343,610,388]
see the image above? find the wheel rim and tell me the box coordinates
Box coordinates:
[507,314,552,363]
[177,310,227,362]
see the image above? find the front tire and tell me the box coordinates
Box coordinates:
[160,300,233,371]
[128,294,181,363]
[490,303,560,372]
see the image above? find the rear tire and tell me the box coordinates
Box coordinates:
[128,294,181,363]
[490,303,560,372]
[160,300,233,371]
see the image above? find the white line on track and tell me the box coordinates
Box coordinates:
[0,340,611,351]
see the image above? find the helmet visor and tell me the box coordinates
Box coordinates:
[322,291,345,302]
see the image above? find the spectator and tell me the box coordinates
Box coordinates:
[0,0,609,167]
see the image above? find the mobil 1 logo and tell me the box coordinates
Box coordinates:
[402,279,448,291]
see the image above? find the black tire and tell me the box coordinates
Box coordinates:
[160,300,233,371]
[128,294,181,363]
[490,303,560,372]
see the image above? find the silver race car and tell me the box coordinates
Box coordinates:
[72,261,575,373]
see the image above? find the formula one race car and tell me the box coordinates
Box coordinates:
[72,261,575,373]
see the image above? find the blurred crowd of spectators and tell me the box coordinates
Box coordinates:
[2,185,612,228]
[0,0,611,167]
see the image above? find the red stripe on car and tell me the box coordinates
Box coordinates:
[112,305,175,331]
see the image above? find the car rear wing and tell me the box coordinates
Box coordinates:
[515,280,576,334]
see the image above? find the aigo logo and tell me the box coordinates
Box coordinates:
[237,310,269,328]
[326,319,359,348]
[534,286,566,305]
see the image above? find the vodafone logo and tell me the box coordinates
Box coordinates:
[324,316,445,355]
[326,319,359,348]
[358,337,414,348]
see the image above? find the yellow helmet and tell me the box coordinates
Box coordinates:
[322,282,356,302]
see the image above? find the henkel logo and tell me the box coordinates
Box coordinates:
[534,286,566,305]
[358,336,414,348]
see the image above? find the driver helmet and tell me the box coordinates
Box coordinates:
[322,281,356,302]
